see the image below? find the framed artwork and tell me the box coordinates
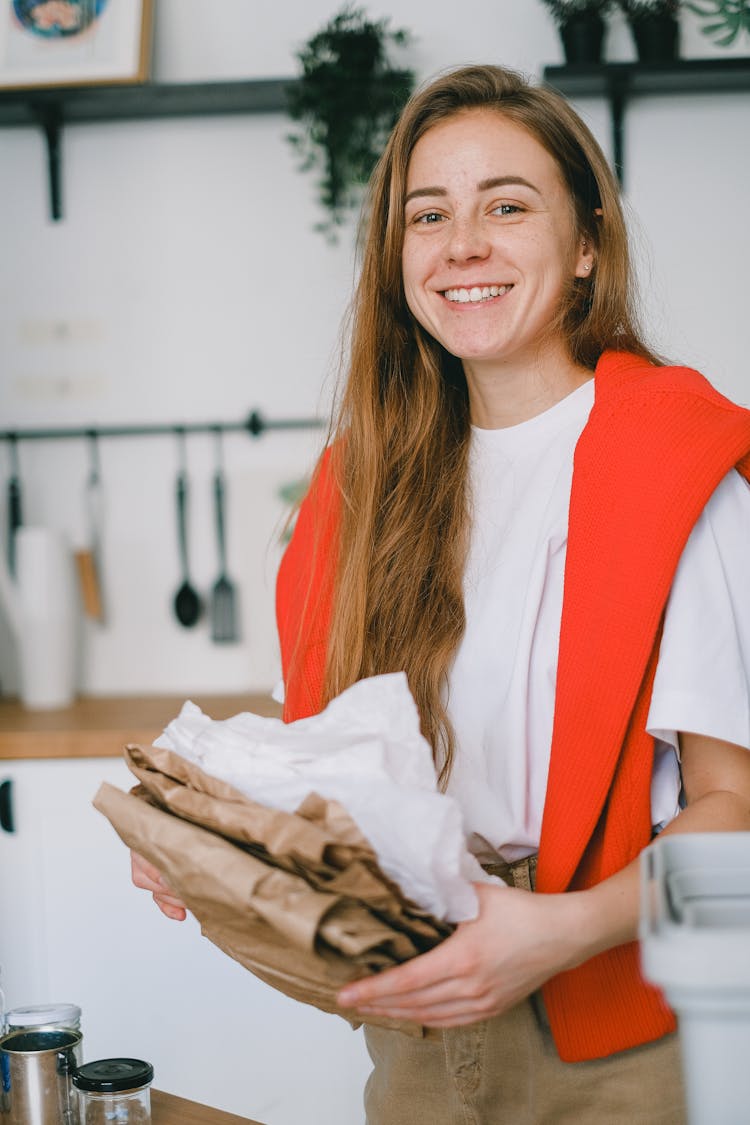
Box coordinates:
[0,0,152,89]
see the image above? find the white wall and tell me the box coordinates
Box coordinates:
[1,1,749,702]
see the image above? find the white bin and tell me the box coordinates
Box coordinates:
[640,832,750,1125]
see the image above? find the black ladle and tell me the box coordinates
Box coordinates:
[173,468,201,627]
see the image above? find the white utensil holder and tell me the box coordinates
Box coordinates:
[15,527,78,710]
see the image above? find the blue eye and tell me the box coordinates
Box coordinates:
[493,203,522,216]
[414,211,444,224]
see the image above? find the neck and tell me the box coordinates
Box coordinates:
[464,347,593,429]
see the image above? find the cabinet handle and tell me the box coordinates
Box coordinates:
[0,779,14,833]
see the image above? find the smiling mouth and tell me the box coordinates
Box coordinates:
[443,285,513,304]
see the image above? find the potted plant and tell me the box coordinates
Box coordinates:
[619,0,682,61]
[286,6,414,239]
[686,0,750,46]
[541,0,614,64]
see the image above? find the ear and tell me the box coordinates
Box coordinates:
[574,234,595,279]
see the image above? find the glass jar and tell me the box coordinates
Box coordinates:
[6,1002,82,1034]
[73,1058,154,1124]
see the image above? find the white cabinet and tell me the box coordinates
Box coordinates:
[0,758,371,1124]
[0,761,48,1004]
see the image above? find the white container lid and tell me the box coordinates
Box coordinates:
[6,1003,81,1028]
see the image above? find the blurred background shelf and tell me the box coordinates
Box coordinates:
[543,58,750,184]
[0,78,297,219]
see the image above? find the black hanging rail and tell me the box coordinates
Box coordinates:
[0,411,324,444]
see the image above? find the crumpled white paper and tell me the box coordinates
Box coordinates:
[154,672,502,922]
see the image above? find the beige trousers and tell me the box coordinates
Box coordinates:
[363,856,687,1125]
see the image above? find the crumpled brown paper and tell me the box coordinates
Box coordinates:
[93,743,453,1036]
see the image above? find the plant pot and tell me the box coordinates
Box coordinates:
[629,14,680,62]
[560,13,606,64]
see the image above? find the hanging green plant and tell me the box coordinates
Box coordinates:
[286,6,414,239]
[686,0,750,44]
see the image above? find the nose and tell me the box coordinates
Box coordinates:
[446,213,491,264]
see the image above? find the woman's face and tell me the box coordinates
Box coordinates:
[401,109,592,378]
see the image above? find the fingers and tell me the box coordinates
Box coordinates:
[338,943,457,1009]
[130,851,164,893]
[342,969,503,1027]
[130,851,187,921]
[153,892,187,922]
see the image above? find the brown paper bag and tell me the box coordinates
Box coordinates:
[94,743,453,1036]
[123,743,451,948]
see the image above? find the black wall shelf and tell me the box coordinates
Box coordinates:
[542,57,750,186]
[0,78,296,220]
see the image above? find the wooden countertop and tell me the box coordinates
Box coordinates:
[0,694,282,760]
[152,1088,264,1124]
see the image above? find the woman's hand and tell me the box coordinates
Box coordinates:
[336,733,750,1029]
[337,881,588,1028]
[130,851,188,922]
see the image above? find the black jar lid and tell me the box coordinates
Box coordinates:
[73,1058,154,1092]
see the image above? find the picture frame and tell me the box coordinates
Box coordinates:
[0,0,152,90]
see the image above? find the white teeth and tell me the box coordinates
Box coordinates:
[444,285,510,303]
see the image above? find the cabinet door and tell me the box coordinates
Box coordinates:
[0,761,49,1006]
[13,758,370,1125]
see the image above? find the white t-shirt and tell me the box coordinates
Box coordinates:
[446,377,750,862]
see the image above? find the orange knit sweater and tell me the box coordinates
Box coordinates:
[275,350,750,1061]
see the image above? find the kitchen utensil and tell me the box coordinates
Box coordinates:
[6,437,22,579]
[0,527,78,709]
[74,435,105,623]
[172,434,201,628]
[0,1027,81,1125]
[210,432,239,643]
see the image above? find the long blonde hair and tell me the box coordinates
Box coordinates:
[321,65,657,783]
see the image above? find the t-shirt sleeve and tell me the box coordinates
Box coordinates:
[647,468,750,756]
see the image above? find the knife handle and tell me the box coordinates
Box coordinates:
[7,476,22,577]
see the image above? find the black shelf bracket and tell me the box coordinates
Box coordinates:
[33,100,63,221]
[609,73,627,186]
[543,58,750,189]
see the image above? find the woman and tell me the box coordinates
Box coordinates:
[136,66,750,1123]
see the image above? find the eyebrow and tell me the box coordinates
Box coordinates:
[404,175,542,205]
